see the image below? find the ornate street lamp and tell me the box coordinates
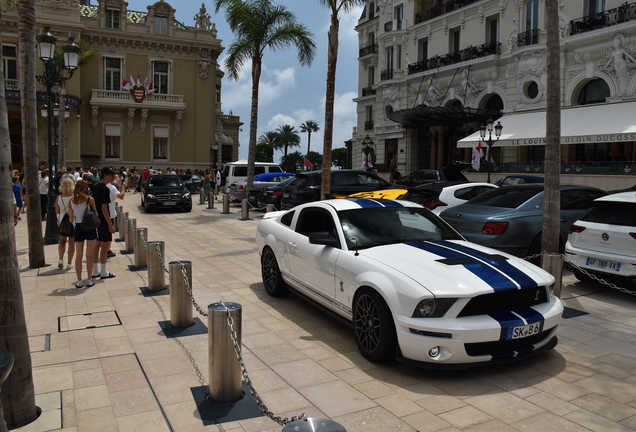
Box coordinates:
[211,143,219,171]
[362,134,375,169]
[479,118,503,183]
[36,27,81,245]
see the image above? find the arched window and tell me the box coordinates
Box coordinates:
[484,94,504,112]
[578,79,610,105]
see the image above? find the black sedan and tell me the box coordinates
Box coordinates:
[141,175,192,213]
[179,174,203,193]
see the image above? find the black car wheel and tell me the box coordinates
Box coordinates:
[261,247,286,296]
[353,289,396,362]
[183,206,192,213]
[144,204,152,213]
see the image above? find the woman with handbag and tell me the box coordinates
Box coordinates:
[55,178,75,270]
[68,180,99,288]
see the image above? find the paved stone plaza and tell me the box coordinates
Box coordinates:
[14,199,636,432]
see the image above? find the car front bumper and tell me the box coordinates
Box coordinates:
[393,295,563,366]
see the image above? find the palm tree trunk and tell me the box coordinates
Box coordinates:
[542,0,561,254]
[321,11,339,199]
[0,8,38,428]
[18,0,45,268]
[307,132,311,155]
[247,58,262,198]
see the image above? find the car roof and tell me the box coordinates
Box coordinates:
[254,172,294,181]
[304,198,423,211]
[408,180,488,192]
[594,191,636,203]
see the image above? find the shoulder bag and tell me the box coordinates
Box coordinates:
[57,197,74,237]
[81,197,101,230]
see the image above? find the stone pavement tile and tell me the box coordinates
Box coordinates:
[72,367,105,389]
[302,345,339,361]
[557,322,605,343]
[49,332,70,350]
[338,351,378,371]
[32,364,73,394]
[363,366,427,390]
[479,372,541,399]
[395,381,445,401]
[162,400,209,432]
[298,380,376,418]
[148,372,200,406]
[74,385,112,411]
[68,329,96,348]
[335,406,417,432]
[75,406,118,432]
[531,355,598,383]
[134,340,184,362]
[100,353,139,374]
[116,410,170,432]
[570,393,636,422]
[524,391,579,416]
[334,368,374,385]
[105,368,148,393]
[586,336,636,361]
[374,393,423,417]
[139,355,196,379]
[110,387,159,417]
[354,380,395,399]
[464,391,545,424]
[270,358,338,388]
[426,375,498,399]
[417,394,467,414]
[62,401,77,428]
[69,345,99,361]
[126,326,172,345]
[256,387,313,414]
[511,412,590,432]
[96,336,134,356]
[462,419,521,431]
[31,349,72,367]
[71,358,101,372]
[250,343,308,365]
[564,409,628,432]
[588,361,634,379]
[245,368,290,392]
[523,374,591,401]
[438,406,493,429]
[558,336,614,360]
[574,373,636,404]
[119,313,162,331]
[596,353,636,371]
[319,356,355,372]
[92,325,127,340]
[241,331,286,349]
[16,409,62,432]
[556,348,600,368]
[620,415,636,430]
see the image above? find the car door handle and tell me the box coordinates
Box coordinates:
[288,242,297,249]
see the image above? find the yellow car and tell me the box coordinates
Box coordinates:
[345,189,408,200]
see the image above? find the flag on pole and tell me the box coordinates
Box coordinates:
[304,157,314,170]
[472,141,483,171]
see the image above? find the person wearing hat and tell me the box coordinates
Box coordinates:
[92,167,116,279]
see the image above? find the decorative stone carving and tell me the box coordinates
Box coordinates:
[198,48,212,83]
[600,32,636,96]
[175,111,184,137]
[194,3,213,31]
[460,12,465,30]
[513,0,523,10]
[515,50,546,79]
[91,106,99,134]
[574,52,584,64]
[558,7,568,40]
[127,108,135,135]
[442,18,448,35]
[382,84,400,116]
[140,109,148,136]
[456,68,485,105]
[378,0,387,14]
[567,68,585,84]
[506,26,518,51]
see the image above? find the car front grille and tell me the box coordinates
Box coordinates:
[465,330,552,357]
[156,193,181,202]
[458,286,548,317]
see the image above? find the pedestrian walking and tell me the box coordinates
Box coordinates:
[92,167,117,280]
[12,177,24,218]
[68,180,98,288]
[56,178,75,270]
[39,169,49,220]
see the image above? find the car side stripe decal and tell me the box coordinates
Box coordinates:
[432,241,538,289]
[408,241,518,291]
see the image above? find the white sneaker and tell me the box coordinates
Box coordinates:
[75,281,83,289]
[58,259,64,270]
[66,264,73,270]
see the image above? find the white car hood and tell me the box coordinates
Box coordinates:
[357,239,552,297]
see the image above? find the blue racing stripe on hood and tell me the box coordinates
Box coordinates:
[434,241,538,289]
[514,307,544,324]
[346,198,404,208]
[408,241,518,291]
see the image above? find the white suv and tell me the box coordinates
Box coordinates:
[565,192,636,286]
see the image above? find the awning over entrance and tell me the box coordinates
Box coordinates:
[457,101,636,148]
[388,105,501,128]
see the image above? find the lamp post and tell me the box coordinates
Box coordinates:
[36,26,80,245]
[478,118,503,183]
[211,143,219,171]
[362,134,374,169]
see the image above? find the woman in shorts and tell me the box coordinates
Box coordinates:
[68,180,98,288]
[56,178,75,270]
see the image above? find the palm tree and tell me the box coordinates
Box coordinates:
[258,130,279,147]
[213,0,316,196]
[274,124,301,163]
[300,120,319,154]
[0,3,39,428]
[317,0,364,200]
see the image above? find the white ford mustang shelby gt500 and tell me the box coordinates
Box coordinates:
[255,198,563,367]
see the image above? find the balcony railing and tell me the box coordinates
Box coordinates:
[361,86,376,96]
[4,79,19,90]
[570,2,636,35]
[380,69,394,80]
[364,120,374,130]
[416,0,478,22]
[359,43,378,57]
[407,42,501,74]
[517,29,540,47]
[90,89,185,107]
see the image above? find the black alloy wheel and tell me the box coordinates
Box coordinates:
[353,290,396,362]
[261,247,286,296]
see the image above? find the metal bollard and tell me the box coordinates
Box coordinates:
[199,188,205,205]
[222,194,230,214]
[133,228,148,268]
[207,191,215,209]
[241,199,249,220]
[147,241,166,291]
[0,349,14,432]
[266,204,275,213]
[282,418,346,432]
[541,252,563,298]
[125,218,136,253]
[169,261,193,328]
[208,302,242,404]
[119,212,129,241]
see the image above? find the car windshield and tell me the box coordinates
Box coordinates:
[467,187,541,208]
[581,202,636,227]
[179,175,192,181]
[148,177,183,188]
[338,207,462,250]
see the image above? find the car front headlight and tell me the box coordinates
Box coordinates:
[147,194,156,200]
[182,192,191,199]
[412,298,457,318]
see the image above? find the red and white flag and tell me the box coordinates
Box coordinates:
[303,157,314,170]
[471,140,483,171]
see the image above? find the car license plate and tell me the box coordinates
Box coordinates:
[585,257,621,272]
[507,322,542,340]
[163,202,176,206]
[283,193,289,198]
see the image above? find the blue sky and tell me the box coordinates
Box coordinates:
[125,0,364,162]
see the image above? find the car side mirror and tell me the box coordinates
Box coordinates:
[308,231,338,247]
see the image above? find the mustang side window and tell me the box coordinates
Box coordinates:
[296,209,338,242]
[280,211,294,227]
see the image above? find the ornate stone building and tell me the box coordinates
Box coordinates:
[2,0,241,171]
[353,0,636,175]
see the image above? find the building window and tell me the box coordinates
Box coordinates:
[153,126,169,160]
[419,39,428,63]
[216,85,221,103]
[487,17,499,43]
[104,124,121,159]
[367,32,375,46]
[386,46,393,71]
[152,61,169,94]
[104,57,122,91]
[369,2,375,19]
[588,0,606,15]
[105,8,120,29]
[385,139,398,168]
[578,79,610,105]
[368,66,375,86]
[154,16,168,35]
[450,28,461,54]
[2,44,17,80]
[525,0,539,32]
[365,106,374,130]
[394,4,404,30]
[397,45,402,69]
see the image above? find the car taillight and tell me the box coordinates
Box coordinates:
[569,224,586,234]
[482,222,509,235]
[630,233,636,240]
[424,201,447,210]
[238,185,244,190]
